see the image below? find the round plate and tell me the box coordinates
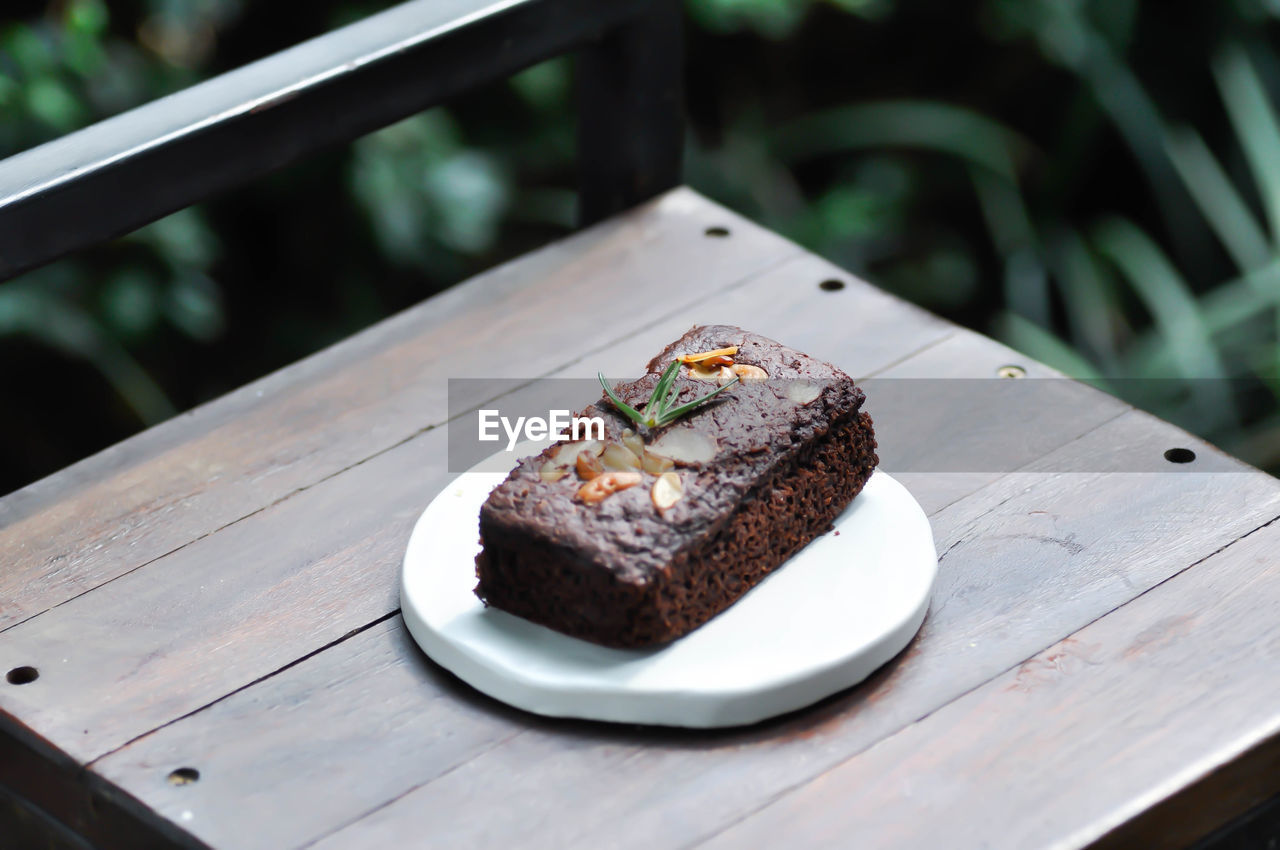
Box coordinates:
[400,446,937,728]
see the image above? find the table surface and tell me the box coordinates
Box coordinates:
[2,188,1279,850]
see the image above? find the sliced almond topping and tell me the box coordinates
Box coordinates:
[677,346,739,364]
[650,427,718,465]
[621,428,645,459]
[641,451,675,474]
[600,441,642,471]
[576,471,642,504]
[576,452,605,480]
[540,440,603,483]
[788,383,821,405]
[687,363,736,383]
[539,461,568,483]
[555,439,603,462]
[731,364,768,381]
[651,472,684,512]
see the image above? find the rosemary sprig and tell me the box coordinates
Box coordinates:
[599,359,739,429]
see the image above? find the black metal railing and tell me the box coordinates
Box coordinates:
[0,0,683,283]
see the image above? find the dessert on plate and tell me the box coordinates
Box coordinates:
[474,325,878,648]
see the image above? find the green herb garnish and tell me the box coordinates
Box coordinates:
[598,359,739,430]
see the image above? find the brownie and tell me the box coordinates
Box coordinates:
[474,325,878,648]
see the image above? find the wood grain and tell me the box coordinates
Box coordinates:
[547,251,955,383]
[88,404,1279,848]
[862,328,1131,515]
[293,415,1280,850]
[8,187,1278,850]
[92,618,524,850]
[696,519,1280,850]
[0,188,800,632]
[0,240,955,767]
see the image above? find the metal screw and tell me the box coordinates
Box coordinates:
[168,768,200,786]
[997,365,1026,379]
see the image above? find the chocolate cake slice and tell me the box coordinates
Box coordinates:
[474,325,878,648]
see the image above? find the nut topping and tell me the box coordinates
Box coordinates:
[600,441,642,471]
[687,363,735,383]
[641,451,675,474]
[540,439,603,482]
[651,472,684,512]
[621,428,645,459]
[731,364,768,381]
[650,427,718,465]
[550,439,603,465]
[788,383,821,404]
[538,461,568,483]
[576,471,642,504]
[576,452,605,480]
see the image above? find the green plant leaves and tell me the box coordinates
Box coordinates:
[600,363,740,430]
[1164,127,1271,271]
[772,100,1031,181]
[1213,44,1280,244]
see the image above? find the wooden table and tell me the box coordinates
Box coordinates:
[3,188,1279,850]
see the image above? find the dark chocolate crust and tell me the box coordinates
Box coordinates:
[474,325,878,648]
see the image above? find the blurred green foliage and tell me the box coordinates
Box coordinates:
[1,0,1279,491]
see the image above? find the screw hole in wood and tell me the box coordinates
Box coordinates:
[818,279,845,292]
[1164,448,1196,464]
[168,767,200,786]
[6,666,38,685]
[704,226,730,238]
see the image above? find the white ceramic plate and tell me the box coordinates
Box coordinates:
[400,445,937,728]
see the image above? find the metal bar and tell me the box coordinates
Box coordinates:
[576,0,684,225]
[0,0,666,283]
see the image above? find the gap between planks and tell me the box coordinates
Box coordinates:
[294,734,654,850]
[80,611,399,771]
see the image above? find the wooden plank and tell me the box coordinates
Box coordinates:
[0,247,954,767]
[863,329,1131,515]
[9,188,1268,848]
[0,426,443,764]
[88,402,1278,846]
[294,413,1280,850]
[694,518,1280,850]
[548,253,955,384]
[93,618,525,850]
[0,188,801,632]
